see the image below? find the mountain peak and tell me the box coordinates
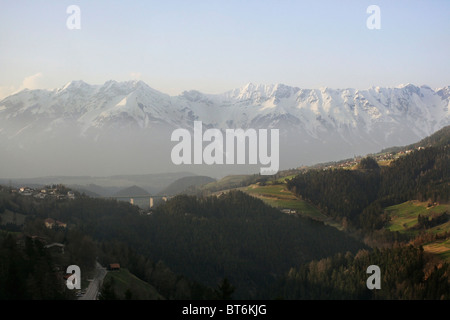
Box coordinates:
[60,80,90,91]
[0,80,449,178]
[124,79,148,89]
[229,82,279,100]
[397,83,422,91]
[242,82,256,90]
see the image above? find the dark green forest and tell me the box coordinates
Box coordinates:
[287,145,449,232]
[4,190,364,299]
[276,245,450,299]
[126,191,365,298]
[1,127,449,300]
[278,141,450,299]
[0,190,216,300]
[0,232,70,300]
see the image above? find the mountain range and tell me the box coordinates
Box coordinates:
[0,80,449,178]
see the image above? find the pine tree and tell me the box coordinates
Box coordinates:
[215,278,235,300]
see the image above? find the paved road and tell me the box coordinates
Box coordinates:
[79,262,107,300]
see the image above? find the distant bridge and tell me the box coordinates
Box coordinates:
[108,195,169,199]
[104,195,171,209]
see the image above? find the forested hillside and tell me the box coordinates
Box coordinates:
[287,145,449,232]
[275,245,450,299]
[0,188,214,300]
[36,190,365,299]
[0,186,366,299]
[1,127,449,300]
[138,191,365,298]
[0,233,70,300]
[279,131,450,299]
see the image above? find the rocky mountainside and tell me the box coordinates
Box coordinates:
[0,80,448,178]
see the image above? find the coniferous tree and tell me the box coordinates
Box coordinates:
[215,278,235,300]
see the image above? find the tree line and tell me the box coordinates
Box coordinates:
[287,146,450,232]
[1,141,449,300]
[274,245,450,300]
[44,190,365,299]
[0,232,71,300]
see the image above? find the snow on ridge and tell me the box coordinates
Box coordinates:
[0,80,448,137]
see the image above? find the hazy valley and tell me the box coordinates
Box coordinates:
[0,81,449,178]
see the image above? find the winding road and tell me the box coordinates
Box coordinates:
[78,262,107,300]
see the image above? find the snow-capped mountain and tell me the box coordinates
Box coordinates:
[0,80,449,178]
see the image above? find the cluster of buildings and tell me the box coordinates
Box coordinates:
[11,186,76,200]
[280,208,298,215]
[44,218,67,229]
[318,147,425,170]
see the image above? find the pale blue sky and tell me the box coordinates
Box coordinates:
[0,0,449,98]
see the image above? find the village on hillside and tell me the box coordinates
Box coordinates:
[311,146,425,170]
[9,185,76,200]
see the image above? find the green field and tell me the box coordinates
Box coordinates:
[102,268,164,300]
[386,201,450,261]
[386,201,450,234]
[242,184,329,222]
[275,174,297,183]
[202,175,250,192]
[423,239,450,262]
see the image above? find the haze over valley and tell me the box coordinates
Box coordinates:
[1,1,450,305]
[0,80,448,181]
